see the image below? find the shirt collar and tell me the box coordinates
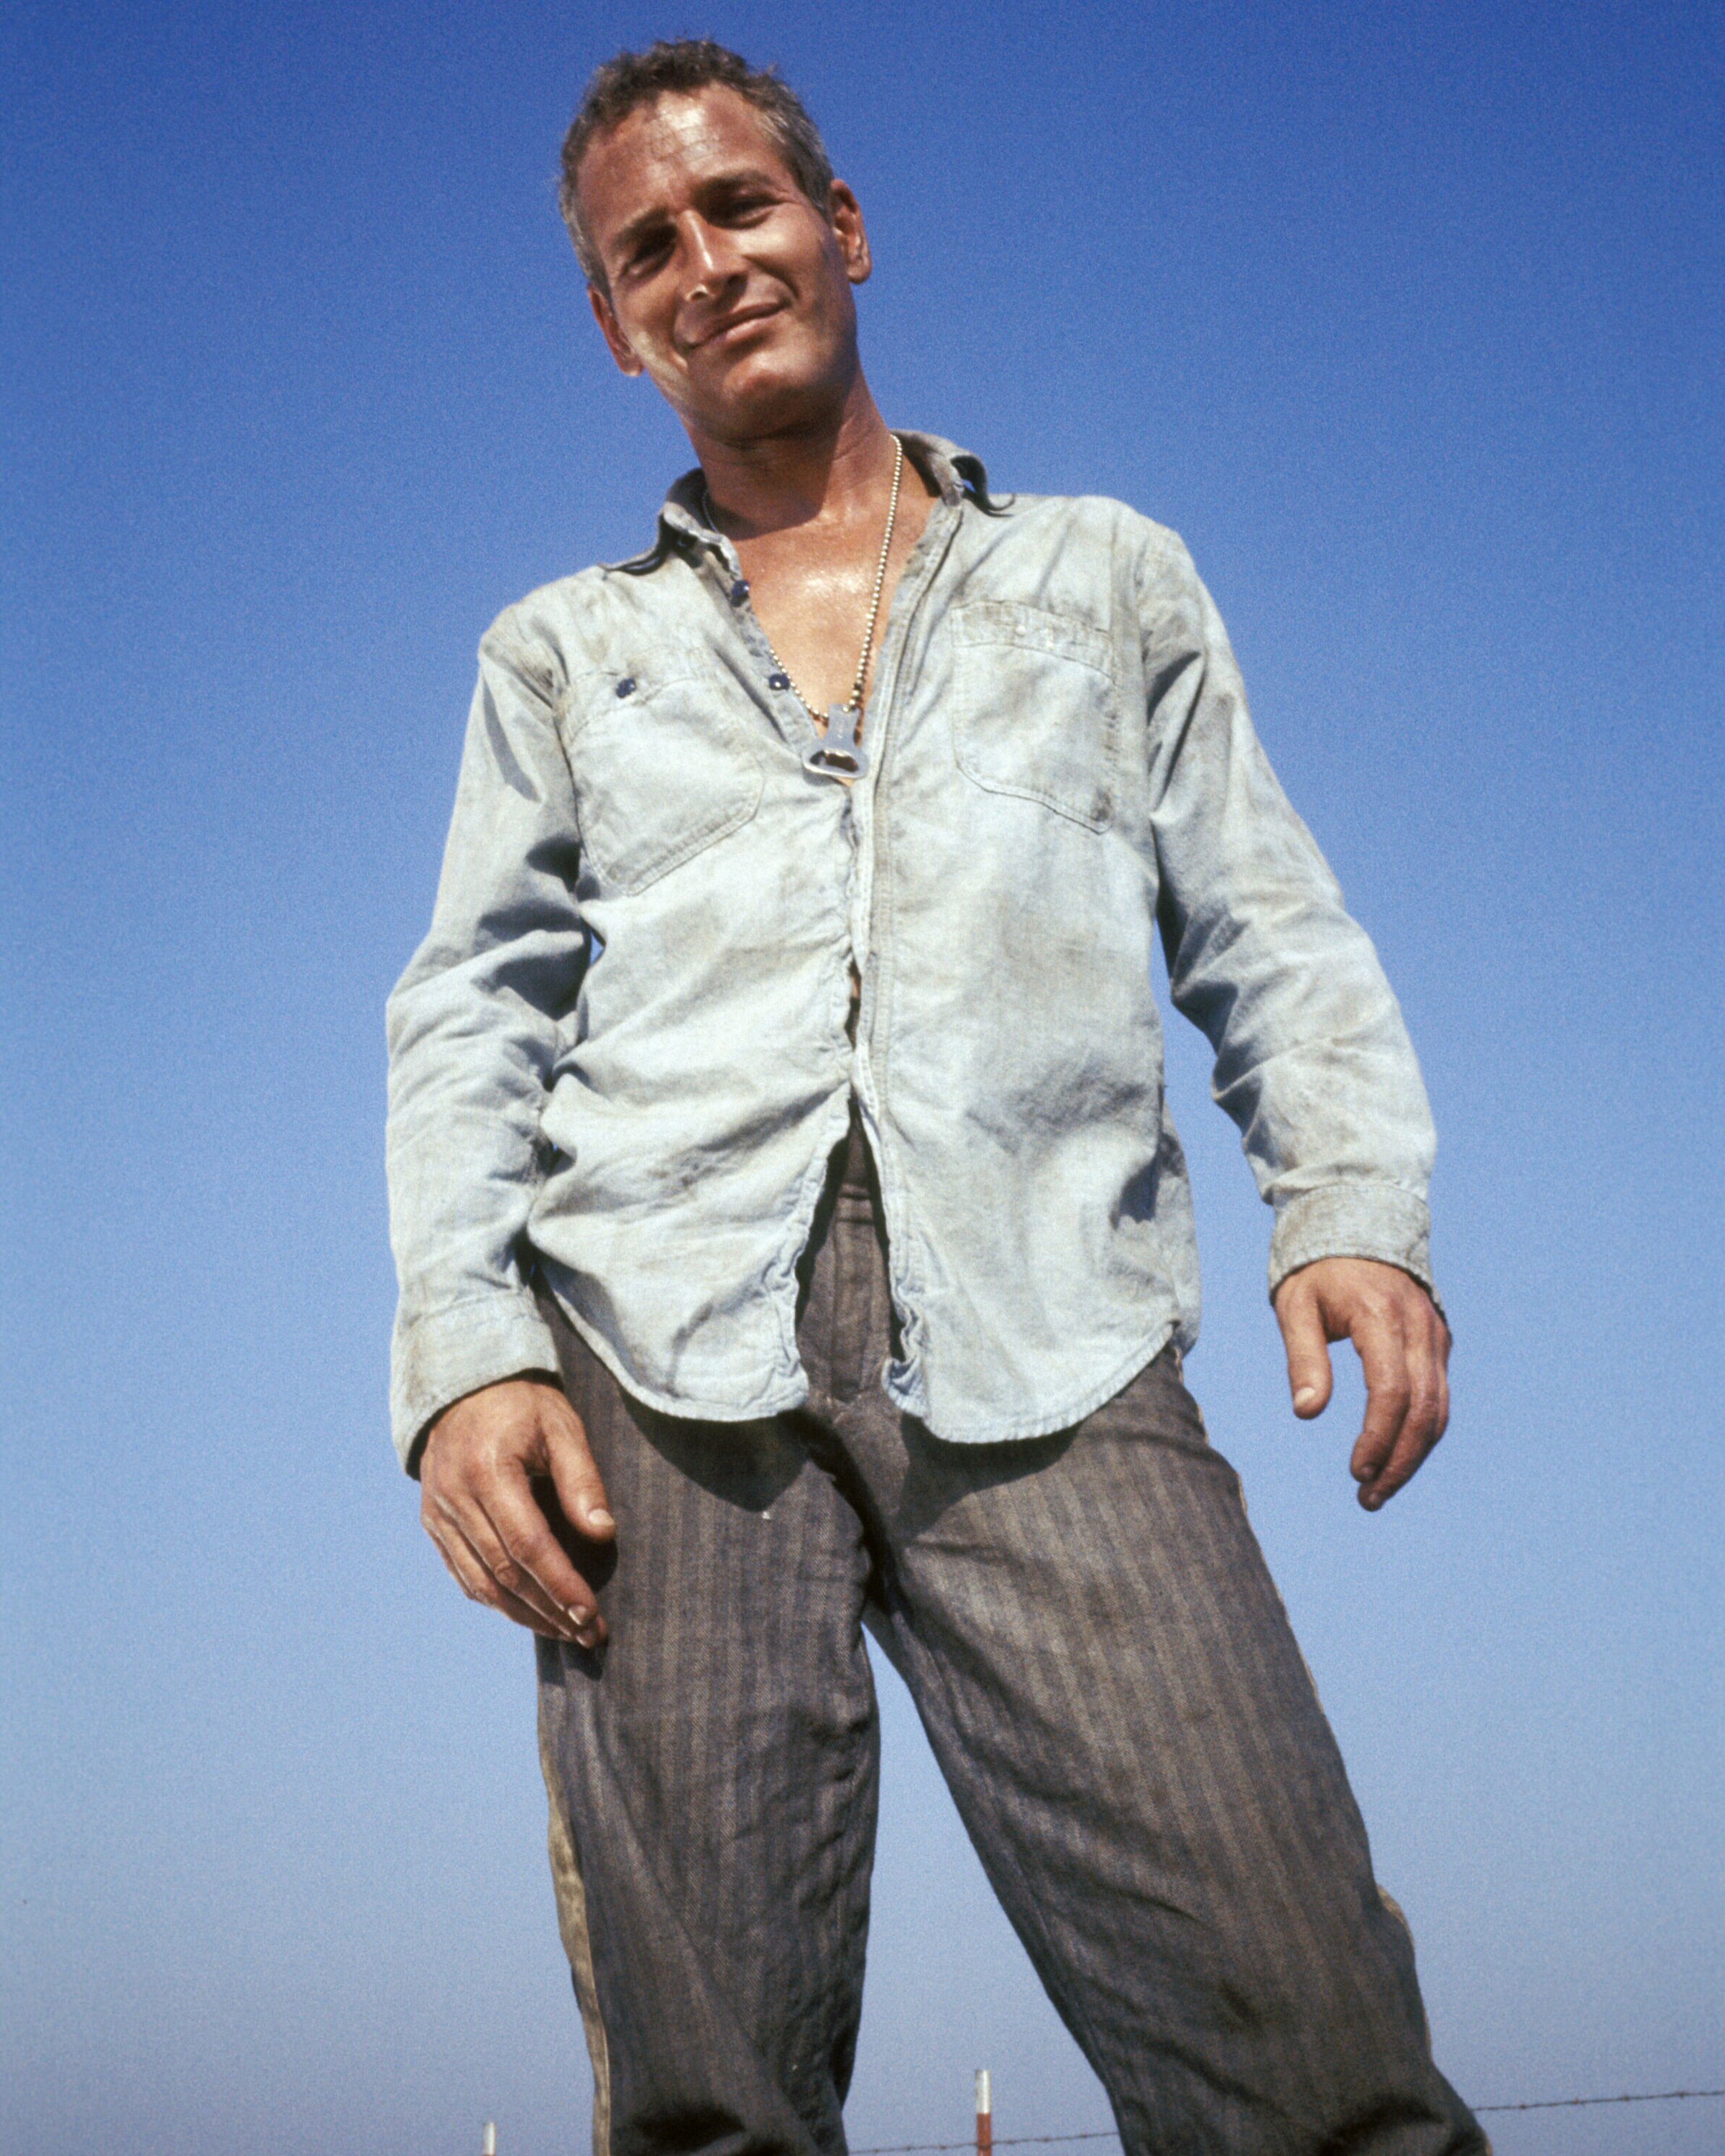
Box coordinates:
[613,430,986,573]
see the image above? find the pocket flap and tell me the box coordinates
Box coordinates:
[952,601,1113,677]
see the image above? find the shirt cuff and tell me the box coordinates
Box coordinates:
[390,1290,562,1475]
[1267,1182,1441,1314]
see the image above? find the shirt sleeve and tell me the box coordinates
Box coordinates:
[1139,530,1440,1310]
[385,611,587,1472]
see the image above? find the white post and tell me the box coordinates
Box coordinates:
[975,2070,993,2156]
[482,2124,497,2156]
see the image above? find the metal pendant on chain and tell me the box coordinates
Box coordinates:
[704,437,904,783]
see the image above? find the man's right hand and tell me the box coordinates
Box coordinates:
[419,1377,615,1646]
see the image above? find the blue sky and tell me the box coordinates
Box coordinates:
[2,3,1720,2153]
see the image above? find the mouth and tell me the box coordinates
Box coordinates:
[689,300,785,351]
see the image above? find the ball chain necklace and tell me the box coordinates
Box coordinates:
[703,435,904,781]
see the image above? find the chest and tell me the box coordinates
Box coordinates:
[556,591,1138,904]
[730,489,934,718]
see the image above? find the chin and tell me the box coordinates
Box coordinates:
[696,347,848,439]
[703,367,845,442]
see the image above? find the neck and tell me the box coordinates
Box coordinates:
[691,372,898,538]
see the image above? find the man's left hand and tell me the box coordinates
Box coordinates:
[1272,1258,1451,1510]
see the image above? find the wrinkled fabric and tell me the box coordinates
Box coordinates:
[534,1117,1486,2156]
[387,433,1436,1468]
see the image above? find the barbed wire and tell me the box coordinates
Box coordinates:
[853,2137,1118,2153]
[848,2087,1725,2152]
[1474,2086,1725,2115]
[852,2136,1114,2152]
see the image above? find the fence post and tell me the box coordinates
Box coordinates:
[482,2124,497,2156]
[976,2070,993,2156]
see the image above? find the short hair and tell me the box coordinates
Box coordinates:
[559,40,836,288]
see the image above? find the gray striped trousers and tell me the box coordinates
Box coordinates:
[535,1117,1486,2156]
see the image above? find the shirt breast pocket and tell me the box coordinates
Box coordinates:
[562,666,764,897]
[950,601,1120,831]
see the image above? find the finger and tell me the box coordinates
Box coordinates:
[1349,1301,1412,1506]
[1275,1276,1334,1417]
[426,1517,490,1602]
[474,1471,606,1640]
[1363,1307,1450,1507]
[541,1399,615,1542]
[442,1515,574,1636]
[428,1480,589,1641]
[1433,1313,1452,1439]
[428,1518,574,1639]
[418,1395,605,1643]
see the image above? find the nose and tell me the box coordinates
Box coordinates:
[677,211,746,306]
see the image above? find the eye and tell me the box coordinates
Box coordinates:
[717,190,775,224]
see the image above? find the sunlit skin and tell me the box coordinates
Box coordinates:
[418,86,1453,1646]
[580,86,935,713]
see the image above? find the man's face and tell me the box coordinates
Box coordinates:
[577,87,870,442]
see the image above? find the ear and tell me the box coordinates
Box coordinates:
[589,282,645,377]
[827,180,873,287]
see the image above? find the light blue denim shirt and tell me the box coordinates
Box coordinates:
[386,433,1436,1470]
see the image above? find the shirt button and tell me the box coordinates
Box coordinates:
[730,578,749,604]
[615,677,636,697]
[768,672,790,691]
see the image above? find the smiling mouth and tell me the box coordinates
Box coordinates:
[693,303,783,350]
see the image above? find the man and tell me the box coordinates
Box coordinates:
[387,38,1484,2156]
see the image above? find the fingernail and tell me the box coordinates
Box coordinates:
[1293,1386,1318,1411]
[587,1508,615,1531]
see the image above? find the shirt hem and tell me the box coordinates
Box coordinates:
[890,1314,1182,1445]
[546,1275,1184,1447]
[545,1279,814,1426]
